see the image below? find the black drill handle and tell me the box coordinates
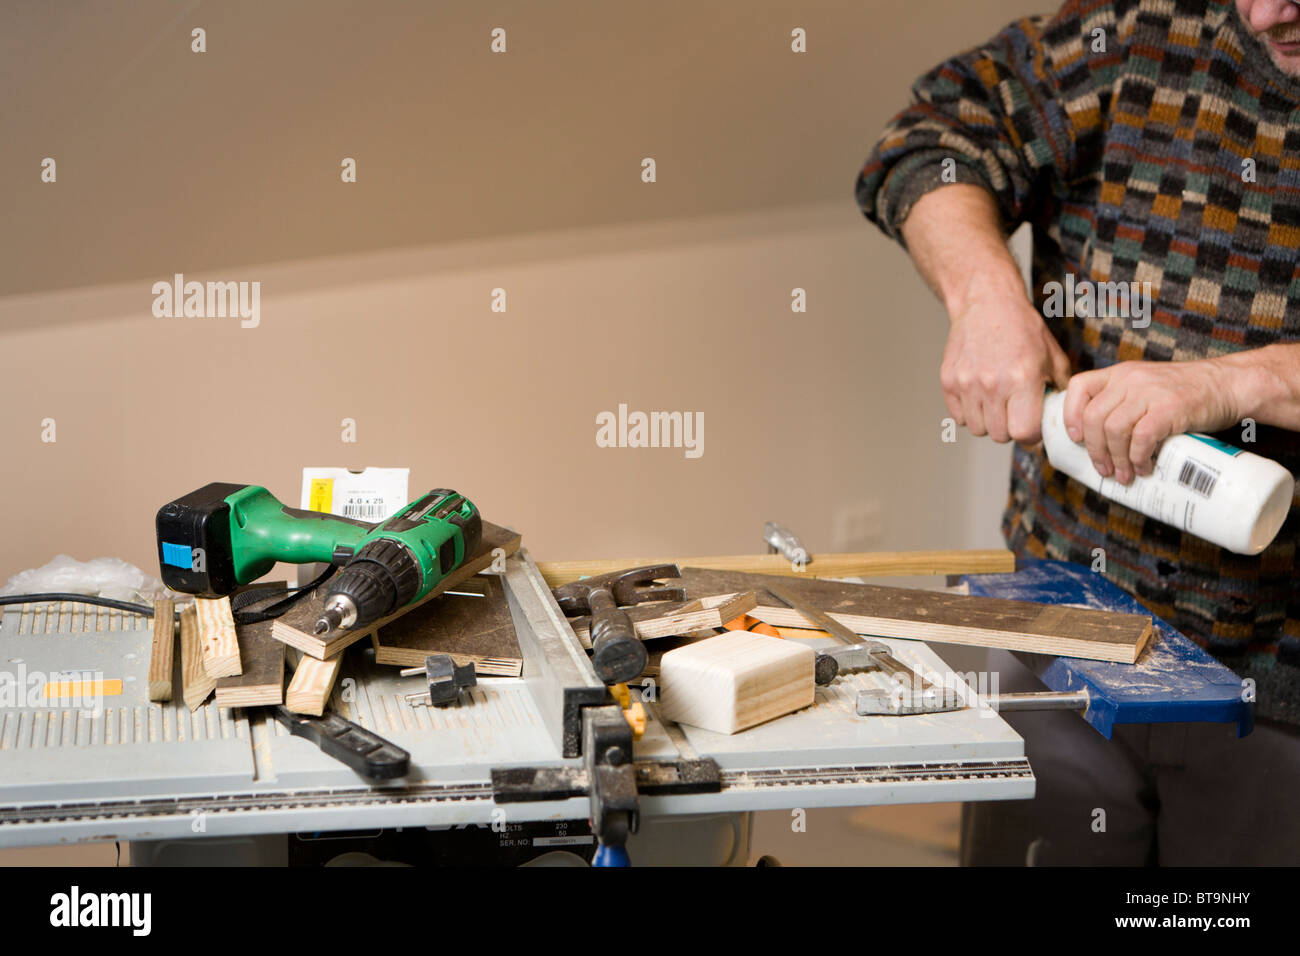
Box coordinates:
[588,589,647,684]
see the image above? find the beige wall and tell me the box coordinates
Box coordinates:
[0,200,1010,581]
[0,0,1036,584]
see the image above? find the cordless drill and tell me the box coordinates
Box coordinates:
[156,483,482,635]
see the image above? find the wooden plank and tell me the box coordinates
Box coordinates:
[195,597,241,678]
[774,625,826,640]
[272,522,522,660]
[673,568,1153,664]
[569,592,758,646]
[147,598,175,702]
[215,618,286,708]
[371,572,522,672]
[285,653,343,716]
[659,631,815,734]
[375,648,523,675]
[179,604,216,711]
[745,602,1153,663]
[538,549,1015,587]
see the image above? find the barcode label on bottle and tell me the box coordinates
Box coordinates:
[342,496,390,520]
[1177,457,1219,498]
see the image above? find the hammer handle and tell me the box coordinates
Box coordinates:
[588,589,647,684]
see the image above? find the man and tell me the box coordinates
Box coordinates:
[858,0,1300,864]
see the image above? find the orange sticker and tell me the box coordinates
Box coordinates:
[43,680,123,699]
[723,615,782,638]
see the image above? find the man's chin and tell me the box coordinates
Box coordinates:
[1266,48,1300,77]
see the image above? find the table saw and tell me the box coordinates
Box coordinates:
[0,549,1249,864]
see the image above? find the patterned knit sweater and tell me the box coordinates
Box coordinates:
[856,0,1300,724]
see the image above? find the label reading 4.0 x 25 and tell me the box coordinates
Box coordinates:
[300,467,410,523]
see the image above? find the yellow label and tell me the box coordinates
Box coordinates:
[44,680,123,699]
[308,478,334,513]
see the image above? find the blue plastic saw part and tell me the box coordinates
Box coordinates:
[962,559,1253,739]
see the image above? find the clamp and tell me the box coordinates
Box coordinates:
[402,653,477,707]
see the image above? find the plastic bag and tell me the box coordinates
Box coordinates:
[0,554,173,603]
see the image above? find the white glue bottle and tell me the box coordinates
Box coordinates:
[1040,390,1295,555]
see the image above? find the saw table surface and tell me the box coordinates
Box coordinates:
[0,551,1033,848]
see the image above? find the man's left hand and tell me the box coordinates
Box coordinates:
[1062,360,1242,484]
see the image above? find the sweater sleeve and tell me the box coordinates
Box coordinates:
[856,0,1135,241]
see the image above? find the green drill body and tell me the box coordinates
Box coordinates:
[156,483,482,632]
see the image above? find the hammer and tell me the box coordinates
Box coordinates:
[552,564,685,684]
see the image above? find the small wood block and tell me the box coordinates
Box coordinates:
[658,631,815,735]
[215,617,286,708]
[372,572,521,670]
[195,597,241,678]
[148,598,176,701]
[644,630,720,678]
[285,653,343,716]
[272,521,522,660]
[179,604,216,711]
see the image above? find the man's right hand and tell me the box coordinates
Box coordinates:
[940,288,1071,444]
[898,183,1071,445]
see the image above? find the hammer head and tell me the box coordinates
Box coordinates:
[552,564,685,614]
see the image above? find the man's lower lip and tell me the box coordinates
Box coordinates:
[1269,38,1300,54]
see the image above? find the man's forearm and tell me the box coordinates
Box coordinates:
[898,184,1027,314]
[1220,344,1300,431]
[900,187,1300,441]
[899,182,1072,444]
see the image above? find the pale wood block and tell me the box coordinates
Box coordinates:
[659,631,814,735]
[147,598,175,702]
[285,653,343,716]
[179,604,216,711]
[195,597,241,678]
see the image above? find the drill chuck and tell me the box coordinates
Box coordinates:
[316,539,421,636]
[314,595,357,635]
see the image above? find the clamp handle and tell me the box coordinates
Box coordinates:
[273,706,410,780]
